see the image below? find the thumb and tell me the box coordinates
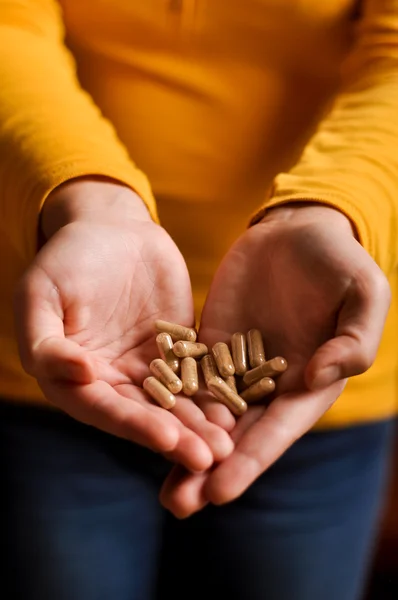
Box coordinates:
[305,271,391,390]
[14,266,95,384]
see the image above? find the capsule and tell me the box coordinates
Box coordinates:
[173,341,208,359]
[155,320,197,342]
[143,376,176,410]
[231,332,248,376]
[247,329,266,368]
[200,354,220,386]
[156,332,180,373]
[181,357,199,396]
[224,374,238,393]
[212,342,235,377]
[208,377,247,416]
[243,357,287,387]
[240,377,275,403]
[149,358,182,394]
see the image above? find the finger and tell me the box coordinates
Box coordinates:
[229,404,266,443]
[119,385,215,472]
[14,267,95,383]
[159,464,209,519]
[162,428,214,473]
[160,407,266,517]
[194,390,237,432]
[204,381,345,505]
[171,396,235,462]
[34,337,96,383]
[42,365,215,472]
[306,272,390,390]
[39,378,181,454]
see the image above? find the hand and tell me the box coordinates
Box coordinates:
[14,179,234,472]
[160,203,390,516]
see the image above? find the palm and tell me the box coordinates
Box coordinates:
[16,220,233,470]
[55,220,193,385]
[200,221,349,395]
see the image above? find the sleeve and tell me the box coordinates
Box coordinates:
[0,0,158,261]
[251,0,398,276]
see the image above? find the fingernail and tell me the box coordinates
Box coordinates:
[310,365,341,390]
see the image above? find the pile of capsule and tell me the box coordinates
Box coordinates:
[143,320,288,416]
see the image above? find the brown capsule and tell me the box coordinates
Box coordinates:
[212,342,235,377]
[208,377,247,417]
[149,358,182,394]
[243,357,288,387]
[240,377,275,403]
[231,332,248,376]
[247,329,266,368]
[143,377,176,410]
[154,320,197,342]
[173,341,208,359]
[156,333,180,373]
[224,375,238,394]
[200,354,220,386]
[181,357,199,396]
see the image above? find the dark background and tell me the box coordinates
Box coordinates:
[365,426,398,599]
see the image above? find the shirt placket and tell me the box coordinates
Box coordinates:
[167,0,199,33]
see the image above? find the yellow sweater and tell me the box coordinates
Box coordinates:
[0,0,398,427]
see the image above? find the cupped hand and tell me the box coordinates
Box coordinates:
[160,204,390,516]
[14,180,234,472]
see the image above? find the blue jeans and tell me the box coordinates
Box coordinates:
[0,402,394,600]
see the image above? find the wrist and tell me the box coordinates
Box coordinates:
[261,202,357,239]
[40,177,152,241]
